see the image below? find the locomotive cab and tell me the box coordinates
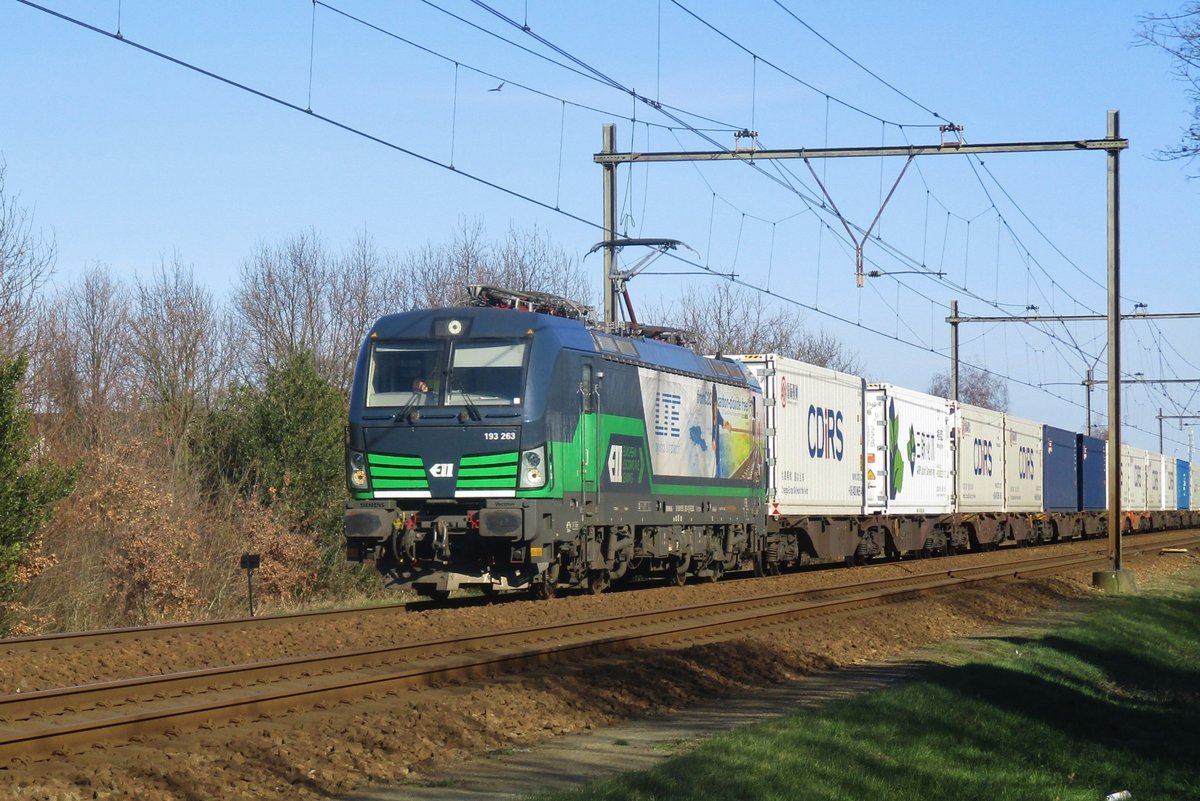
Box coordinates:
[343,296,576,597]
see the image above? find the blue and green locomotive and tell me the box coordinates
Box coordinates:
[343,286,767,598]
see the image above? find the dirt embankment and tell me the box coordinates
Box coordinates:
[3,544,1195,801]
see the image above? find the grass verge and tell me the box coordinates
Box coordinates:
[530,568,1200,801]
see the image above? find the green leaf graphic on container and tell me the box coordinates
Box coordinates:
[888,399,904,499]
[907,425,917,476]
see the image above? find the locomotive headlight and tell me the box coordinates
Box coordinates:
[348,450,369,490]
[519,445,547,488]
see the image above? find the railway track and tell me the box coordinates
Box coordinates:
[2,530,1195,764]
[0,598,415,656]
[2,529,1184,658]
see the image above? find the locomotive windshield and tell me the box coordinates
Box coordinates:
[365,339,527,408]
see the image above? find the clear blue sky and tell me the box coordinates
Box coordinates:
[2,0,1198,454]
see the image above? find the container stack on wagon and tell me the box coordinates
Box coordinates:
[731,353,1193,565]
[734,354,868,566]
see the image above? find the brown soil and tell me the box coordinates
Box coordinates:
[2,544,1196,801]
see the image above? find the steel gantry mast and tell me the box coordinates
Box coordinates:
[595,111,1133,589]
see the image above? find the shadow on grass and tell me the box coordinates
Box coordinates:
[529,587,1200,801]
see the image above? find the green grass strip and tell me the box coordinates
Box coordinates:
[530,569,1200,801]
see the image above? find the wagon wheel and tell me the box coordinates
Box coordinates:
[589,569,610,595]
[668,557,689,587]
[765,542,781,575]
[706,561,723,583]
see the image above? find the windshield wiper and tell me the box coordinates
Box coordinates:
[394,392,421,422]
[393,379,432,422]
[444,368,481,421]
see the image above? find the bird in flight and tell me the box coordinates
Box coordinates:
[489,81,505,92]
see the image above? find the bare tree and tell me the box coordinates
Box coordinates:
[233,229,415,393]
[1138,4,1200,172]
[928,366,1010,411]
[231,223,592,392]
[25,300,77,418]
[399,218,595,311]
[325,231,407,392]
[0,163,56,355]
[60,266,131,443]
[488,222,593,304]
[128,255,224,469]
[234,230,332,382]
[652,282,861,373]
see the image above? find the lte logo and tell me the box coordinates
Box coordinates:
[429,463,455,478]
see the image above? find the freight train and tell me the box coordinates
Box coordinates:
[343,286,1198,599]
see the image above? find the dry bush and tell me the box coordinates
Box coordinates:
[92,442,204,625]
[20,440,205,630]
[19,453,329,631]
[188,495,323,619]
[13,489,109,633]
[0,531,58,636]
[236,498,322,612]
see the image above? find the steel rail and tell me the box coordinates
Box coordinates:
[9,531,1188,721]
[0,600,413,654]
[5,529,1192,655]
[3,531,1196,763]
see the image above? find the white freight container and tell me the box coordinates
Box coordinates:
[1162,455,1177,511]
[1147,452,1164,511]
[955,403,1005,512]
[1003,414,1044,512]
[1119,444,1149,511]
[733,354,865,515]
[864,384,953,515]
[1192,462,1200,511]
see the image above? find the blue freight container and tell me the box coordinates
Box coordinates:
[1177,460,1190,511]
[1043,426,1078,511]
[1077,434,1107,511]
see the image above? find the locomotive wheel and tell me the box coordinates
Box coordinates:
[589,569,610,595]
[531,562,560,600]
[531,577,557,600]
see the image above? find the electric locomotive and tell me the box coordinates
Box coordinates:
[343,286,767,599]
